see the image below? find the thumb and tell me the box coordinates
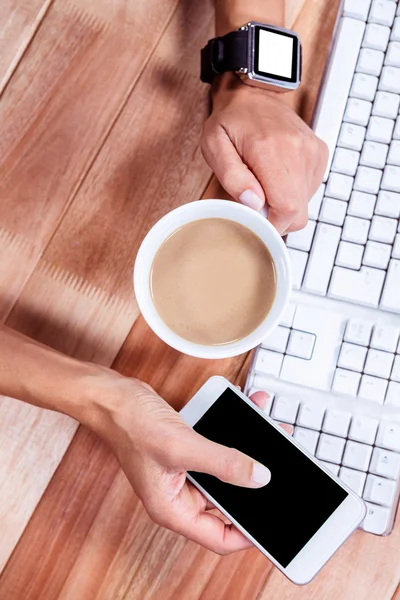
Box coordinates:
[202,126,265,212]
[180,429,271,488]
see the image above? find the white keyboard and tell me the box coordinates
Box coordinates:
[245,0,400,536]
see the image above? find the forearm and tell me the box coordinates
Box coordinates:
[215,0,284,36]
[0,324,121,432]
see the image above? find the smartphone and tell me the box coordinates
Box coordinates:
[180,376,366,585]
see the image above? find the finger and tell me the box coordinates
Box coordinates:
[279,423,293,435]
[176,430,271,488]
[249,390,268,410]
[179,510,253,555]
[249,147,308,234]
[202,125,265,211]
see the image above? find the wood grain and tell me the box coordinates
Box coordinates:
[0,0,54,94]
[0,0,211,576]
[1,0,400,598]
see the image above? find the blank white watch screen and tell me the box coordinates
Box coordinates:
[254,27,298,82]
[190,388,347,568]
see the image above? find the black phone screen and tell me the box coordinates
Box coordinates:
[190,388,348,568]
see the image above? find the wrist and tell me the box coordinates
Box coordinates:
[215,2,284,36]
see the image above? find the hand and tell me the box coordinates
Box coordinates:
[96,377,290,555]
[201,74,328,234]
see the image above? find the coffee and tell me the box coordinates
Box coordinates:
[150,218,276,345]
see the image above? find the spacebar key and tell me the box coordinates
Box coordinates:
[329,266,385,308]
[302,223,341,295]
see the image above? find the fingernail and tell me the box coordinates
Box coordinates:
[239,189,263,211]
[252,463,271,486]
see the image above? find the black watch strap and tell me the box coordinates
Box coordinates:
[200,29,248,84]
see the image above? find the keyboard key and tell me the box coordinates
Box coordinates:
[325,172,354,200]
[345,318,372,345]
[308,184,325,220]
[373,0,397,23]
[271,396,300,424]
[294,427,319,455]
[380,259,400,312]
[344,0,372,21]
[350,72,378,101]
[376,421,400,451]
[262,325,290,353]
[288,248,308,290]
[332,147,360,176]
[387,140,400,165]
[297,403,325,430]
[321,461,340,476]
[385,41,400,66]
[360,140,388,168]
[372,90,399,117]
[393,15,400,40]
[303,224,341,295]
[364,23,390,51]
[336,241,363,269]
[344,97,372,128]
[375,190,400,218]
[313,17,366,180]
[338,122,366,150]
[369,215,397,243]
[392,234,400,258]
[359,374,388,403]
[348,191,376,219]
[253,374,272,392]
[329,266,385,308]
[357,47,384,75]
[363,241,391,268]
[385,381,400,407]
[319,198,347,225]
[370,447,400,479]
[332,368,361,396]
[394,116,400,139]
[382,165,400,192]
[362,502,391,534]
[287,330,316,360]
[343,440,373,471]
[379,65,400,93]
[354,165,382,193]
[368,0,396,26]
[338,342,367,371]
[391,355,400,381]
[366,116,395,143]
[286,220,316,251]
[316,434,346,463]
[392,15,400,39]
[280,304,296,328]
[364,348,394,378]
[254,348,283,378]
[340,467,367,495]
[323,409,352,437]
[364,474,396,507]
[349,415,379,444]
[342,215,370,243]
[371,325,399,352]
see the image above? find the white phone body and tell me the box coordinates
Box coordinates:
[180,376,366,585]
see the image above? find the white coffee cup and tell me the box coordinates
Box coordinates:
[133,200,292,359]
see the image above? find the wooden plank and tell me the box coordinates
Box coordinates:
[257,518,400,600]
[0,0,178,323]
[0,0,54,94]
[0,2,212,568]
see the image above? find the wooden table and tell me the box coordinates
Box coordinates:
[0,1,399,598]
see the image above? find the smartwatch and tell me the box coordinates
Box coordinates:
[201,21,302,92]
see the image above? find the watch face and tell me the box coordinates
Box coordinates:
[254,26,299,83]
